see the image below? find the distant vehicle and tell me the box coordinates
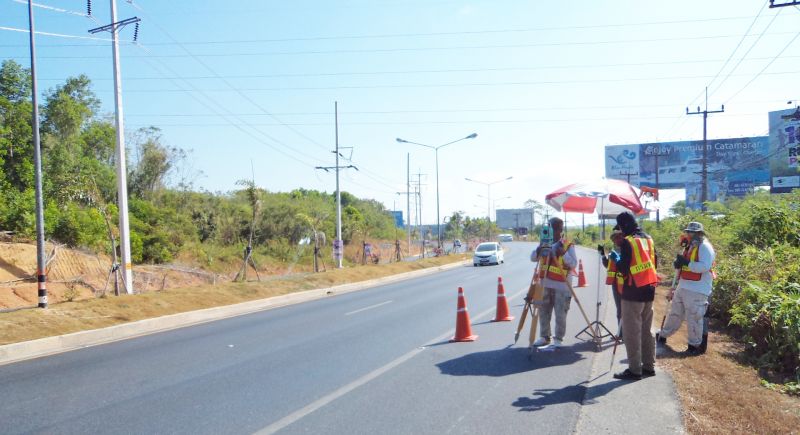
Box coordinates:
[498,234,513,242]
[473,242,504,266]
[453,239,462,247]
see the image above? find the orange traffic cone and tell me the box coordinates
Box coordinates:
[451,287,478,342]
[492,277,514,322]
[577,259,587,287]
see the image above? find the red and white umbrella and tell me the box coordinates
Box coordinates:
[545,178,647,216]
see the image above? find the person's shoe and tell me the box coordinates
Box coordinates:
[655,332,667,345]
[552,338,564,348]
[613,369,642,381]
[642,368,656,378]
[532,337,551,347]
[686,344,702,355]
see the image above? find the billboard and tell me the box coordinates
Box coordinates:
[390,211,404,228]
[606,136,770,191]
[768,107,800,193]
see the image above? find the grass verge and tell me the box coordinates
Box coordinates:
[653,285,800,434]
[0,255,468,346]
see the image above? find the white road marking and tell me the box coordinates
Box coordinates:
[344,300,393,316]
[255,286,529,434]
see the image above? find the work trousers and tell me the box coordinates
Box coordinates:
[660,287,709,346]
[538,287,571,341]
[621,299,655,375]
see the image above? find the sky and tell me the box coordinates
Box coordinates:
[2,0,799,230]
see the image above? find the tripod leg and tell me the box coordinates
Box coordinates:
[528,306,539,347]
[565,279,594,337]
[514,302,530,343]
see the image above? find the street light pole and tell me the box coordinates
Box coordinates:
[465,176,513,223]
[396,133,477,249]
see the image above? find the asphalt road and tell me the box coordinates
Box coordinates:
[1,242,619,434]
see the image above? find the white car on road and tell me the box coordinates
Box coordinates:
[473,242,504,266]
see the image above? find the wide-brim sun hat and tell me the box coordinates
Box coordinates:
[683,222,704,232]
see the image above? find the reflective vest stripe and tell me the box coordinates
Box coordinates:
[626,235,658,287]
[544,241,571,282]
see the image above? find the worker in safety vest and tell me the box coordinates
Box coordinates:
[598,226,626,339]
[613,211,658,381]
[530,217,577,348]
[656,221,716,355]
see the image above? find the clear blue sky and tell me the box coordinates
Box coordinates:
[2,0,799,229]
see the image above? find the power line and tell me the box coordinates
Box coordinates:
[122,112,768,128]
[0,13,774,47]
[71,69,800,92]
[723,29,800,104]
[5,31,799,59]
[28,55,800,81]
[708,6,784,100]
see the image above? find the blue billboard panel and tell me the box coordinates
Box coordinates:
[769,108,800,193]
[606,136,770,190]
[391,211,404,228]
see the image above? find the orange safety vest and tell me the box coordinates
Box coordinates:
[605,258,624,290]
[679,244,716,281]
[625,235,658,287]
[539,240,572,282]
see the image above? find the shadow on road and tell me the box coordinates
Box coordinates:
[436,342,594,377]
[512,378,628,412]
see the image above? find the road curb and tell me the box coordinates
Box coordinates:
[0,259,468,366]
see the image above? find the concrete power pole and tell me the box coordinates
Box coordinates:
[687,88,724,212]
[89,2,141,294]
[27,0,47,308]
[315,102,357,268]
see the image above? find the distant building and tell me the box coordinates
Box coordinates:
[495,208,534,232]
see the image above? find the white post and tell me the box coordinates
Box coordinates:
[110,0,133,294]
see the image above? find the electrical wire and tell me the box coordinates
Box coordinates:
[708,6,783,100]
[723,29,800,104]
[75,69,800,93]
[0,13,769,47]
[11,31,799,59]
[29,55,800,82]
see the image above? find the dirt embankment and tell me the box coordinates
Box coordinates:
[0,243,218,309]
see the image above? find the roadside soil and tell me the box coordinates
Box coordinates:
[653,285,800,434]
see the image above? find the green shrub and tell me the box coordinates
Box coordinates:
[730,281,800,382]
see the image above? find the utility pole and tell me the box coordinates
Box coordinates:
[687,88,724,212]
[406,153,410,257]
[315,102,357,268]
[650,147,670,225]
[619,170,639,184]
[27,0,47,308]
[88,2,140,294]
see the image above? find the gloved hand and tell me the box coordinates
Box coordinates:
[609,251,620,263]
[673,254,689,269]
[597,244,605,256]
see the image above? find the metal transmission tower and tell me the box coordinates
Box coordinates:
[315,102,357,268]
[88,1,140,294]
[686,88,724,212]
[26,0,47,307]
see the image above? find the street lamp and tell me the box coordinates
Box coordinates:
[396,133,478,249]
[465,176,513,222]
[477,194,511,221]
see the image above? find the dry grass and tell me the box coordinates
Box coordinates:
[653,285,800,435]
[0,254,468,345]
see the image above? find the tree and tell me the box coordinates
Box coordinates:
[128,127,185,199]
[669,200,688,216]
